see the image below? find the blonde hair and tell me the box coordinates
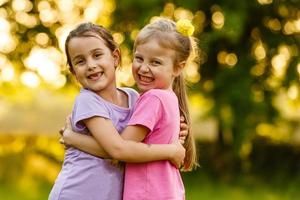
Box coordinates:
[134,18,199,171]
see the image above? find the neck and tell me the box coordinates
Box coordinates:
[94,85,128,108]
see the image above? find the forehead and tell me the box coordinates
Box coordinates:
[68,35,110,56]
[135,38,176,58]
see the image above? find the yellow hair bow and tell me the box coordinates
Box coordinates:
[176,19,195,36]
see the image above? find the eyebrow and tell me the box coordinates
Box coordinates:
[72,48,104,61]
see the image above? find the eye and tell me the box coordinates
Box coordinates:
[151,60,161,66]
[75,59,85,65]
[134,55,143,62]
[94,53,103,58]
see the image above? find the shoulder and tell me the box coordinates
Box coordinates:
[120,87,139,98]
[74,88,107,109]
[76,88,101,102]
[141,89,175,100]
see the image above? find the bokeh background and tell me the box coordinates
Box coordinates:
[0,0,300,199]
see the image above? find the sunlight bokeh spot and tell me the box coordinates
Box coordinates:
[287,84,298,100]
[35,32,49,46]
[251,63,266,77]
[12,0,33,12]
[239,142,252,158]
[185,62,200,83]
[212,11,224,29]
[252,86,264,102]
[253,42,266,61]
[271,54,288,78]
[283,21,295,35]
[106,0,116,13]
[257,0,273,5]
[203,80,214,92]
[50,74,67,89]
[297,63,300,75]
[113,32,125,45]
[24,47,64,83]
[15,12,38,28]
[55,25,75,52]
[84,0,104,22]
[37,0,51,12]
[0,0,9,6]
[266,18,281,31]
[21,71,40,88]
[1,65,14,82]
[225,53,238,67]
[0,32,17,53]
[0,17,10,32]
[174,7,194,21]
[217,51,227,65]
[163,3,175,18]
[39,9,58,26]
[57,0,74,12]
[130,29,139,41]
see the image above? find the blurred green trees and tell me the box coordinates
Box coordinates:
[0,0,300,165]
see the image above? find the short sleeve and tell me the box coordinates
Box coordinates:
[127,93,162,132]
[72,91,110,132]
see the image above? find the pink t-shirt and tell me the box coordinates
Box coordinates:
[123,89,185,200]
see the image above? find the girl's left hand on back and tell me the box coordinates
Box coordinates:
[179,116,188,144]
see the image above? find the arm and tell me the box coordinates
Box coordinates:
[63,116,187,163]
[84,116,184,165]
[62,116,110,158]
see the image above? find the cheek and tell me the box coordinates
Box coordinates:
[131,64,138,75]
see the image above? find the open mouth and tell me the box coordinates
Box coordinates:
[139,75,154,83]
[87,72,103,81]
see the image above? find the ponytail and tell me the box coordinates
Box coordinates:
[173,73,198,171]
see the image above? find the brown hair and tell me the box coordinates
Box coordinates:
[134,18,199,171]
[65,22,120,74]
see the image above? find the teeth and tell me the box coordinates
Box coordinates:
[88,72,102,80]
[140,75,153,82]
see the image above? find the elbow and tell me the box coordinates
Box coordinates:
[109,145,127,160]
[109,148,123,160]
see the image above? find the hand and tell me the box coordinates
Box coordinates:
[169,140,186,169]
[62,115,74,146]
[59,137,69,149]
[179,116,188,144]
[59,114,71,137]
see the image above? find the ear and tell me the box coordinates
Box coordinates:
[173,61,186,77]
[112,49,121,67]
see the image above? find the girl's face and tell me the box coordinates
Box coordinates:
[68,34,119,95]
[132,38,180,92]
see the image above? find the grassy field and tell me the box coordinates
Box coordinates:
[1,135,299,200]
[1,171,299,200]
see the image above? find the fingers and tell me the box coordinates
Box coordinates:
[65,115,72,129]
[59,126,66,136]
[179,138,185,145]
[59,137,65,144]
[180,116,185,121]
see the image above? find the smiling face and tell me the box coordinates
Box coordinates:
[132,38,180,92]
[68,34,119,95]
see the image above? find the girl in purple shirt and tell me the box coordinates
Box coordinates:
[49,23,188,200]
[61,18,199,199]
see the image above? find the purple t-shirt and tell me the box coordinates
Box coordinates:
[123,89,185,200]
[49,88,139,200]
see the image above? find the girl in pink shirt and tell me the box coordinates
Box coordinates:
[62,18,198,199]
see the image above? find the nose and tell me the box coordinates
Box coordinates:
[87,58,97,70]
[139,63,150,73]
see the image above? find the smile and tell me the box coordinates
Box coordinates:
[87,72,103,81]
[139,75,154,83]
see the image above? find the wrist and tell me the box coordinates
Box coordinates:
[63,129,74,145]
[167,143,176,161]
